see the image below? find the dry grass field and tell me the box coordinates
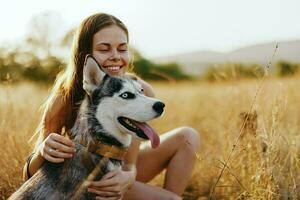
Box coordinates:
[0,77,300,199]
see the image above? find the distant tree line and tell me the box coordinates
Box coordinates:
[275,60,300,77]
[0,48,190,84]
[1,47,299,83]
[130,49,190,81]
[0,50,65,83]
[201,60,300,81]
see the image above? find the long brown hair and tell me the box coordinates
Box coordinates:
[33,13,130,148]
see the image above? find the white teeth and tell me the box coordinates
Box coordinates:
[106,66,121,71]
[124,118,137,128]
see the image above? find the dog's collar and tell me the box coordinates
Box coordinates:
[79,140,128,161]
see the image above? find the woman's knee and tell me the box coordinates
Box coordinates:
[176,126,201,153]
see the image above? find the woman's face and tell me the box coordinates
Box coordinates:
[92,25,129,76]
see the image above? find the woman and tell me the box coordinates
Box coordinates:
[24,13,200,200]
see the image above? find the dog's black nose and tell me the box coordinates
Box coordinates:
[153,101,165,115]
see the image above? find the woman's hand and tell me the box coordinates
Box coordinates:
[38,133,76,163]
[87,168,135,200]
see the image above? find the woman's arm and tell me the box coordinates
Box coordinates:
[23,95,76,180]
[125,73,155,97]
[136,78,155,98]
[122,138,141,184]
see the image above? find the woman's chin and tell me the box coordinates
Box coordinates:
[105,69,126,76]
[107,71,122,76]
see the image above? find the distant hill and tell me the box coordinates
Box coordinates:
[153,40,300,76]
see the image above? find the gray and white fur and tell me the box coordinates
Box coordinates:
[9,55,165,200]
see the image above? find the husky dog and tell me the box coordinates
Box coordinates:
[10,55,165,200]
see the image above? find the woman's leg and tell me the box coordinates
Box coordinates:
[124,182,182,200]
[124,126,201,199]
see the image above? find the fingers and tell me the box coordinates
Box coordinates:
[43,153,64,163]
[50,133,75,148]
[47,139,76,154]
[44,145,73,159]
[88,170,128,199]
[101,170,119,180]
[89,185,120,192]
[88,188,121,197]
[96,196,122,200]
[40,133,76,163]
[41,145,67,163]
[89,178,117,188]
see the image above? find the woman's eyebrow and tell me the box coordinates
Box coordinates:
[96,43,110,47]
[95,42,127,47]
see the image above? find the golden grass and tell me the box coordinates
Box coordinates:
[1,78,300,199]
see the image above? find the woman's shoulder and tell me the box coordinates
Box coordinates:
[125,73,155,97]
[138,78,155,98]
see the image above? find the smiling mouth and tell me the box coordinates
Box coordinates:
[103,65,124,74]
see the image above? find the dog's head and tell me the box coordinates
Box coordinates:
[82,55,164,148]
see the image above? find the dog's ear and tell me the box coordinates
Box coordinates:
[83,55,106,95]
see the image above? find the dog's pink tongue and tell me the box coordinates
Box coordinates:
[134,122,160,148]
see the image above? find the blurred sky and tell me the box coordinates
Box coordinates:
[1,0,300,58]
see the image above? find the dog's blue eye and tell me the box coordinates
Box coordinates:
[120,92,135,99]
[121,93,128,98]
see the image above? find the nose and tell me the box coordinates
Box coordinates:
[109,49,121,61]
[152,101,165,115]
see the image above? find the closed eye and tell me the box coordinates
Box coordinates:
[98,49,109,52]
[119,92,136,99]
